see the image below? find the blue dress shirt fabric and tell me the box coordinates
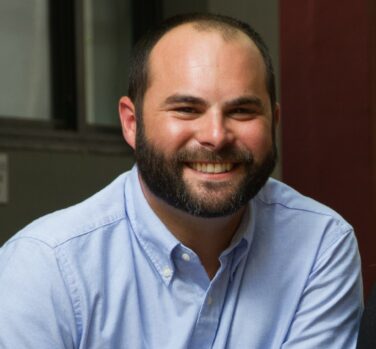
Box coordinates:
[0,166,363,348]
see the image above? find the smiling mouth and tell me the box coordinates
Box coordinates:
[187,162,235,174]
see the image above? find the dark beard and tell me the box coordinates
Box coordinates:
[135,120,277,218]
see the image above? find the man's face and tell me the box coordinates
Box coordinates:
[133,25,277,217]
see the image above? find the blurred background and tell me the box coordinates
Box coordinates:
[0,0,375,296]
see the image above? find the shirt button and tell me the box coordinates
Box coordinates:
[182,253,191,262]
[207,296,213,305]
[162,267,172,278]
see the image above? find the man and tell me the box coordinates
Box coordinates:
[0,13,362,348]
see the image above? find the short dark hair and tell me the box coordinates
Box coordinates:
[128,13,276,119]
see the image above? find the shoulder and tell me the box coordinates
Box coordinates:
[253,178,356,259]
[255,177,352,229]
[3,171,132,249]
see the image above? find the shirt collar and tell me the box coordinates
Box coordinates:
[125,166,179,285]
[124,166,255,284]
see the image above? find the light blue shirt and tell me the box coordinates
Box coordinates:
[0,166,363,348]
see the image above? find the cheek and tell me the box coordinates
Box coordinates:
[144,118,193,152]
[238,124,274,159]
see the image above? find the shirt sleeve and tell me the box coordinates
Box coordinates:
[282,229,363,349]
[0,238,79,349]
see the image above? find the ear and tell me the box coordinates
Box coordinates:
[119,96,137,150]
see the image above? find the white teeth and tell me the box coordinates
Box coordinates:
[190,162,234,174]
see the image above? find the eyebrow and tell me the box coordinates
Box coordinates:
[162,94,264,109]
[223,96,264,109]
[163,94,208,107]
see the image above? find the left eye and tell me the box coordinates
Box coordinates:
[232,108,250,114]
[228,108,256,118]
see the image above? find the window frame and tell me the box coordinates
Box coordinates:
[0,0,162,154]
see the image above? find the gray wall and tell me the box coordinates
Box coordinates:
[163,0,207,17]
[0,149,133,244]
[208,0,279,95]
[0,0,280,245]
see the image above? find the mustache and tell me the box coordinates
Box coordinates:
[174,146,254,163]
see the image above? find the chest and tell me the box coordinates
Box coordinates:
[75,252,302,349]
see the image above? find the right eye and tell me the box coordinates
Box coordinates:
[174,107,198,114]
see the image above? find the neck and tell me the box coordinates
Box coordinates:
[139,177,246,279]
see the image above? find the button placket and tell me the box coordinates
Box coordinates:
[189,265,234,348]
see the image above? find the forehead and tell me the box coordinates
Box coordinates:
[147,23,266,83]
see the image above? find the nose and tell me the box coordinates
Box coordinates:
[195,111,234,150]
